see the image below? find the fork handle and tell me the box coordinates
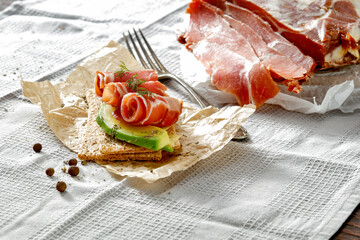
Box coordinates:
[159,73,210,109]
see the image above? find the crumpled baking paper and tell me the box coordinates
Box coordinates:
[180,48,360,114]
[21,40,255,183]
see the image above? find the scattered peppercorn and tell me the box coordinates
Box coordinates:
[33,143,42,152]
[45,168,54,176]
[56,181,66,192]
[68,158,77,166]
[68,166,79,176]
[81,160,87,165]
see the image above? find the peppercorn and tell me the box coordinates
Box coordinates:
[33,143,42,153]
[68,158,77,166]
[45,168,54,176]
[56,181,66,192]
[68,166,79,176]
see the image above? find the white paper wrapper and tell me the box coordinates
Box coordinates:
[180,47,360,114]
[21,40,255,183]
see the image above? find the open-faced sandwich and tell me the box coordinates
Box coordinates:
[78,62,183,162]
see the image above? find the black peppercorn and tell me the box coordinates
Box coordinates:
[33,143,42,153]
[45,168,54,176]
[68,166,79,176]
[56,181,66,192]
[68,158,77,166]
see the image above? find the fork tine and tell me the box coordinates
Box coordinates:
[133,29,159,71]
[138,28,168,72]
[126,30,150,69]
[123,32,135,58]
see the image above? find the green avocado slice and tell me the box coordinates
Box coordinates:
[96,102,173,152]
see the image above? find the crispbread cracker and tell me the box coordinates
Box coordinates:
[167,125,181,150]
[78,89,162,161]
[87,90,158,154]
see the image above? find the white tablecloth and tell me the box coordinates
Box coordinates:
[1,0,360,239]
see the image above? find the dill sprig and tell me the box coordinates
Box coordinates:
[114,61,130,78]
[126,74,154,98]
[115,62,154,98]
[137,87,154,98]
[126,73,145,91]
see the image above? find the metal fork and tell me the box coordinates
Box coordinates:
[123,28,248,140]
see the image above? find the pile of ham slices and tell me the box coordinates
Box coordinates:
[179,0,360,107]
[95,70,183,127]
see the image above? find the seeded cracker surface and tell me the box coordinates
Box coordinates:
[78,89,163,161]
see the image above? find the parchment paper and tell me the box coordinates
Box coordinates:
[21,40,255,183]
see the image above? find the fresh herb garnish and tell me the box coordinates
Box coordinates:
[114,62,154,98]
[137,87,154,98]
[114,61,130,78]
[126,73,145,91]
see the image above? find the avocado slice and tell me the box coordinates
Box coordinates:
[96,102,173,152]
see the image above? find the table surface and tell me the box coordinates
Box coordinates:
[1,0,359,239]
[332,204,360,239]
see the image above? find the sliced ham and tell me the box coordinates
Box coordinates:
[203,1,315,93]
[224,16,308,83]
[102,81,167,107]
[229,0,360,69]
[114,93,183,127]
[97,68,183,127]
[95,70,158,96]
[222,2,316,73]
[182,0,279,107]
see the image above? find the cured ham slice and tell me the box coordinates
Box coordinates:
[203,1,316,93]
[102,81,167,107]
[97,67,183,127]
[181,0,279,106]
[224,16,307,82]
[216,2,315,73]
[229,0,360,69]
[114,93,183,127]
[95,70,158,96]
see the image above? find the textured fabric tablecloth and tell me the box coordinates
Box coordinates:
[1,0,360,239]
